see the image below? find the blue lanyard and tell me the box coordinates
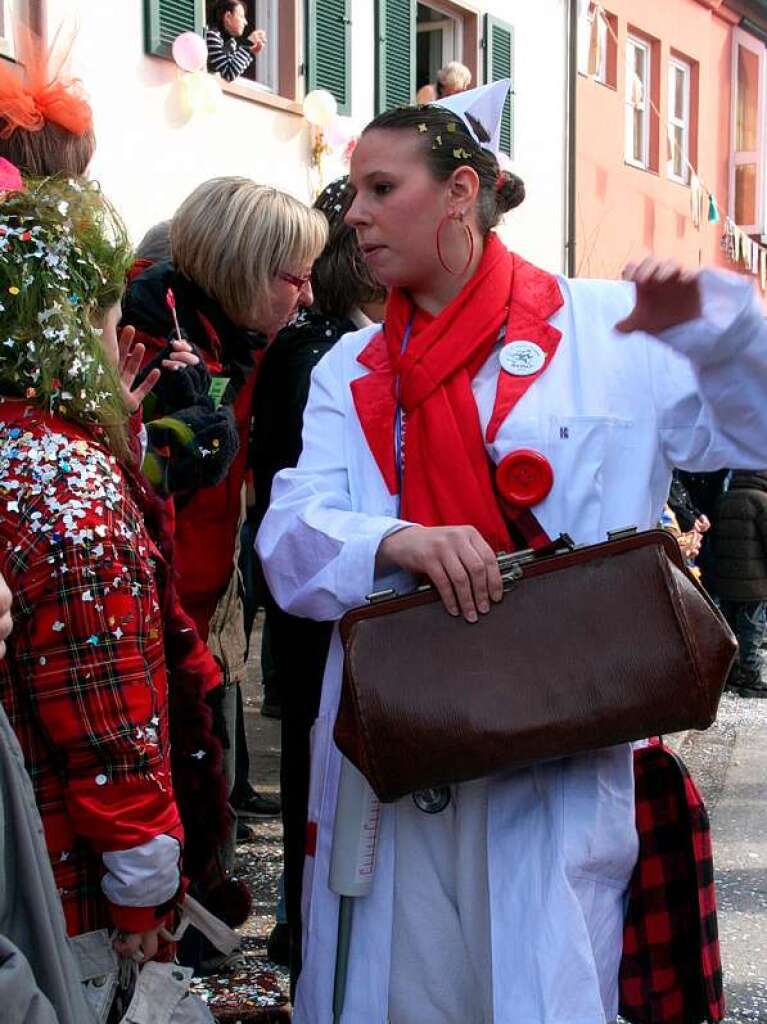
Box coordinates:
[394,318,414,488]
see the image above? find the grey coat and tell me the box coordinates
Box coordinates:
[0,704,97,1024]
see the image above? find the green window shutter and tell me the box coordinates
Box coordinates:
[375,0,415,115]
[144,0,203,59]
[307,0,352,115]
[484,14,515,159]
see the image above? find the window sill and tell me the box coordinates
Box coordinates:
[624,159,658,175]
[221,77,302,115]
[580,72,617,91]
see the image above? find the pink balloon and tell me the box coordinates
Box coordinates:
[172,32,207,73]
[325,115,355,150]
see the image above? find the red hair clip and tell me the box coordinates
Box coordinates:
[495,171,506,192]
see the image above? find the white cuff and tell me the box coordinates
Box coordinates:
[336,518,413,608]
[101,835,181,908]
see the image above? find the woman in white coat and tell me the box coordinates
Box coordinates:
[256,89,767,1024]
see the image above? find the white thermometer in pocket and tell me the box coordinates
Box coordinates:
[329,757,382,1022]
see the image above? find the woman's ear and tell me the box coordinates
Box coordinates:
[448,165,480,210]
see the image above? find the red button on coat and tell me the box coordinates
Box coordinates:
[496,449,553,507]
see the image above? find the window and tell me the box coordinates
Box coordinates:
[729,28,764,232]
[592,6,608,83]
[416,1,462,94]
[578,2,616,86]
[238,0,279,92]
[376,0,477,115]
[307,0,351,115]
[667,58,690,184]
[0,0,14,59]
[625,35,650,169]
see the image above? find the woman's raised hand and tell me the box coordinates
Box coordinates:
[117,325,200,414]
[376,525,503,622]
[248,29,267,53]
[615,257,702,335]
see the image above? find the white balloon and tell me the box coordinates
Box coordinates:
[199,73,222,113]
[180,71,222,116]
[303,89,338,128]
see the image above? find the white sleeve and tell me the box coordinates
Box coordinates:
[651,269,767,471]
[255,344,411,621]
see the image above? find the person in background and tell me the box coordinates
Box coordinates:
[206,0,266,83]
[123,180,327,905]
[675,468,728,595]
[251,176,386,979]
[711,470,767,698]
[0,176,184,969]
[660,504,704,577]
[415,60,472,105]
[133,219,172,272]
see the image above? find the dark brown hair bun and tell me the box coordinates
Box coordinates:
[496,170,525,214]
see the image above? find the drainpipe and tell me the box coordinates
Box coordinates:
[565,0,579,277]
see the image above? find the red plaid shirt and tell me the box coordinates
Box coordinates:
[620,740,725,1024]
[0,404,183,936]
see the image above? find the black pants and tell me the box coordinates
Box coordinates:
[265,593,332,989]
[231,681,251,804]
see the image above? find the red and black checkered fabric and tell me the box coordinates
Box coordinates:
[0,408,183,936]
[620,740,725,1024]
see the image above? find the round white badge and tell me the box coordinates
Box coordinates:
[499,340,546,377]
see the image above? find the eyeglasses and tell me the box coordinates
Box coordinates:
[277,270,312,289]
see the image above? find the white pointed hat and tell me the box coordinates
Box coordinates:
[431,78,511,156]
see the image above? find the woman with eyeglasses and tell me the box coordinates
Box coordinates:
[122,177,326,645]
[122,183,326,952]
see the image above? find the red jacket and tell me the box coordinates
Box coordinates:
[0,405,184,936]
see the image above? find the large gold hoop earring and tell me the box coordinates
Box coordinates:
[436,212,475,276]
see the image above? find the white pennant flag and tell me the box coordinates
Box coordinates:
[432,79,512,156]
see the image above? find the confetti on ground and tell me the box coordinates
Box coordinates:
[190,823,292,1022]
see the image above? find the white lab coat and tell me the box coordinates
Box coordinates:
[256,269,767,1024]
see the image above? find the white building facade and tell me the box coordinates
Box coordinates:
[18,0,569,271]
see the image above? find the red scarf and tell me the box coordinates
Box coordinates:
[351,233,564,552]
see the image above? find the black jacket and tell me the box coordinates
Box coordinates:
[711,471,767,600]
[251,308,355,524]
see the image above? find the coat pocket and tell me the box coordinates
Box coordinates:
[119,963,214,1024]
[547,416,633,543]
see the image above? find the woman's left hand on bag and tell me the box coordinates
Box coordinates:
[376,524,503,622]
[615,257,702,335]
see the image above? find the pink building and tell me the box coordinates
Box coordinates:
[575,0,767,288]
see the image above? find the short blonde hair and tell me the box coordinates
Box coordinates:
[170,177,328,327]
[437,61,472,96]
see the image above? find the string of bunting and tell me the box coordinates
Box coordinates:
[586,3,767,289]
